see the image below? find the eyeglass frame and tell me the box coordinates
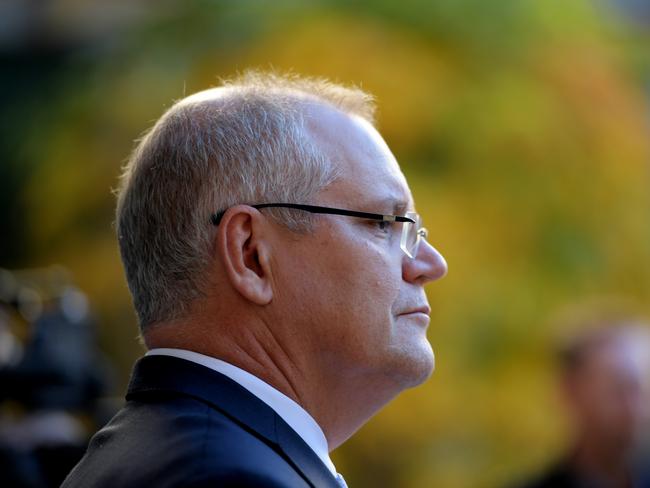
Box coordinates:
[210,203,428,258]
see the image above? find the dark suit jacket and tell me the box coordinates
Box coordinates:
[62,355,342,488]
[514,457,650,488]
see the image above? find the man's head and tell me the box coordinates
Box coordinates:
[559,324,648,453]
[116,73,447,438]
[117,73,367,329]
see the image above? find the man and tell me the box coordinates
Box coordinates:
[63,72,447,487]
[517,323,650,488]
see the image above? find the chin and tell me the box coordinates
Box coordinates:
[412,347,435,385]
[390,315,435,382]
[390,342,435,388]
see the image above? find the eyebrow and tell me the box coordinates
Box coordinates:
[366,197,411,215]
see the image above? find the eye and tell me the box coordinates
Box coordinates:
[373,220,391,233]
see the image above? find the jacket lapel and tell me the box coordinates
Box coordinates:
[274,415,343,488]
[126,355,341,488]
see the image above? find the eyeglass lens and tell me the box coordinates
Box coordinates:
[401,212,422,258]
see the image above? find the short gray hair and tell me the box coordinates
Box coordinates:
[116,71,375,331]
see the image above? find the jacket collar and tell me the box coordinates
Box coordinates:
[126,354,340,488]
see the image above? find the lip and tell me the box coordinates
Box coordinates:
[399,305,431,317]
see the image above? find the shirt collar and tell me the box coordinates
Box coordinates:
[145,347,337,477]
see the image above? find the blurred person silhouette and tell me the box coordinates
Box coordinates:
[62,71,448,488]
[517,320,650,488]
[0,268,114,488]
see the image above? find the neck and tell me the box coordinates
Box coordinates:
[144,316,402,452]
[307,368,403,450]
[145,315,305,402]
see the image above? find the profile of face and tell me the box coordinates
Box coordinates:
[268,105,448,392]
[564,339,644,451]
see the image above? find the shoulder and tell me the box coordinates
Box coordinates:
[512,460,576,488]
[64,394,309,488]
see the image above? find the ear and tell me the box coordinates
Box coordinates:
[216,205,274,305]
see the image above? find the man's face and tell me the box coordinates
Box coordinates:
[566,341,644,449]
[269,106,447,391]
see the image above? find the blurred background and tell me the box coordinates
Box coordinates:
[1,0,649,487]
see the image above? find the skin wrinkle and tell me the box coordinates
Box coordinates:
[262,225,317,409]
[251,316,305,406]
[231,335,304,412]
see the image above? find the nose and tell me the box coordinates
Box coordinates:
[403,239,447,285]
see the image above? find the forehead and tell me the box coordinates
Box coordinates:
[305,104,413,212]
[577,340,642,385]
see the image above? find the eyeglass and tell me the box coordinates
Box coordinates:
[211,203,428,258]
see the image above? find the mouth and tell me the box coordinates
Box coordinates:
[399,305,431,317]
[397,306,432,328]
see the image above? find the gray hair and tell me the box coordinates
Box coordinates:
[116,71,375,331]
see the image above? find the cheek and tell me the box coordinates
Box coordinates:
[328,240,401,308]
[275,224,403,329]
